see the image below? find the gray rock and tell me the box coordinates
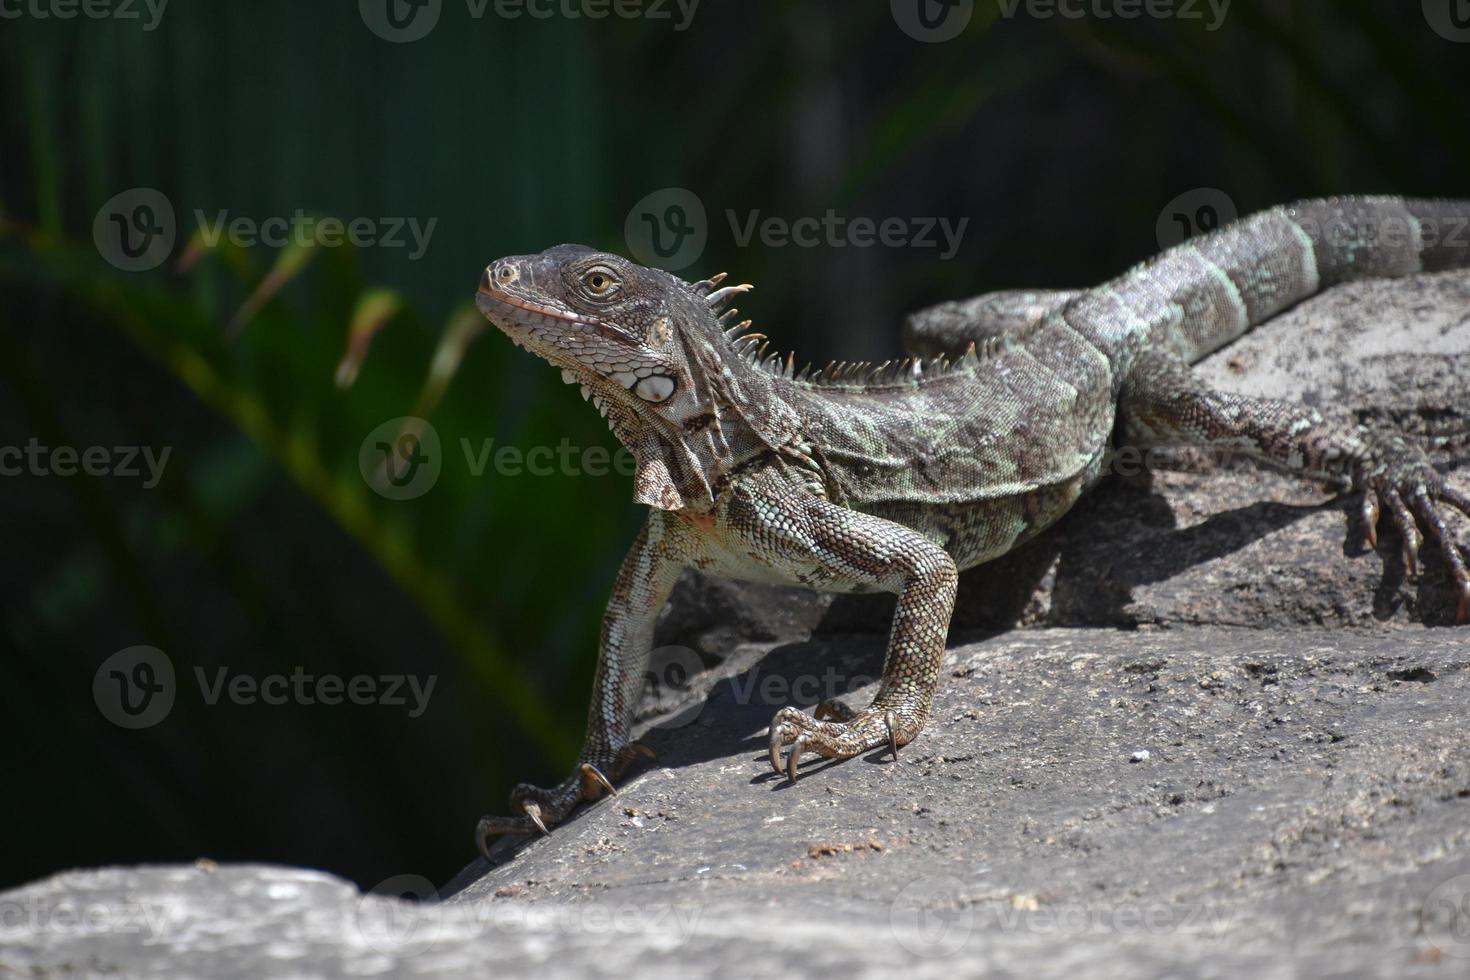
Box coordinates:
[4,272,1468,978]
[8,629,1470,977]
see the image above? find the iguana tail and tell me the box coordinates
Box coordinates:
[1145,196,1470,365]
[903,197,1470,366]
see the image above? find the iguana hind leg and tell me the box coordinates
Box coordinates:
[1120,350,1470,620]
[903,288,1079,357]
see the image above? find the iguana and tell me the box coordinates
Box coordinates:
[472,196,1470,852]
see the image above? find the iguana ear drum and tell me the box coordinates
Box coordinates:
[634,375,675,402]
[645,316,671,347]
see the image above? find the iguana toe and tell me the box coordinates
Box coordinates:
[476,750,651,856]
[767,704,917,782]
[475,804,550,858]
[1408,485,1470,624]
[1361,464,1469,621]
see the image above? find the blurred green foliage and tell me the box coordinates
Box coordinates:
[1,1,1467,889]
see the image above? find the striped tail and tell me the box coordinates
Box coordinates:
[1105,196,1470,367]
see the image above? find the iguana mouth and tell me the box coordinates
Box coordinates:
[475,268,655,424]
[476,270,639,347]
[476,276,599,330]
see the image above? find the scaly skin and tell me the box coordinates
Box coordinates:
[473,197,1470,853]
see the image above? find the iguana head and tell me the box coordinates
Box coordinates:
[476,244,798,511]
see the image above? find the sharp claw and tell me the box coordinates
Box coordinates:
[1362,492,1379,549]
[580,763,618,798]
[884,711,899,761]
[523,801,548,835]
[769,726,787,776]
[786,735,808,783]
[624,741,657,761]
[476,809,545,857]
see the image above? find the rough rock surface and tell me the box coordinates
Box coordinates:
[4,272,1468,978]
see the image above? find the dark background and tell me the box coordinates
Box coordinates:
[2,0,1468,893]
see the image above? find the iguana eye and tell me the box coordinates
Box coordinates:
[583,267,618,297]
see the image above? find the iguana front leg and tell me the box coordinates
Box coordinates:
[703,477,959,781]
[1121,350,1470,620]
[476,511,694,853]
